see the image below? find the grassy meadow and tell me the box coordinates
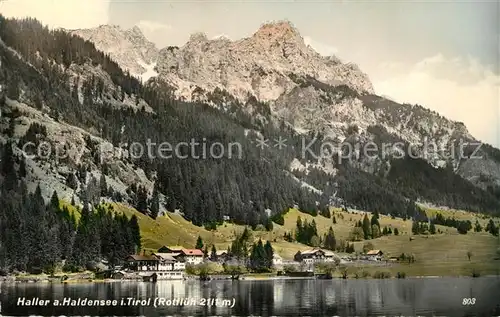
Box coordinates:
[65,201,500,277]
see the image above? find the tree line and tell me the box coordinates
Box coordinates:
[281,216,356,253]
[1,14,499,239]
[226,228,274,272]
[0,16,326,229]
[0,143,141,273]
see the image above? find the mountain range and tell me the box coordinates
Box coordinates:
[1,16,500,228]
[71,21,500,191]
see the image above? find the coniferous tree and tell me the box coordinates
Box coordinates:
[265,218,273,231]
[6,74,20,100]
[485,219,499,236]
[210,244,217,261]
[362,214,371,239]
[371,224,380,238]
[99,174,108,197]
[370,211,380,227]
[128,215,141,253]
[230,227,252,260]
[429,221,436,234]
[411,220,419,235]
[1,142,17,191]
[456,221,472,234]
[295,216,303,242]
[264,240,273,269]
[249,239,269,272]
[150,183,160,219]
[50,190,59,210]
[136,186,148,214]
[323,227,336,251]
[474,220,482,232]
[195,235,204,249]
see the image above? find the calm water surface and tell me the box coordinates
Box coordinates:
[1,277,500,316]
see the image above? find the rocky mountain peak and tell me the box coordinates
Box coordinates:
[153,21,374,101]
[187,32,209,44]
[252,20,303,45]
[129,25,145,37]
[70,24,159,78]
[72,21,375,100]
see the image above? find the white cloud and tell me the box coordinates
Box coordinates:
[136,20,171,33]
[0,0,110,29]
[303,36,338,56]
[372,54,500,147]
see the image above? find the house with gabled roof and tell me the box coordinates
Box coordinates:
[272,253,283,267]
[157,245,184,253]
[151,253,186,271]
[294,248,325,264]
[126,255,159,271]
[179,249,204,265]
[294,248,339,264]
[365,250,384,261]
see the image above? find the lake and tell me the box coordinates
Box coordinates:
[1,277,500,316]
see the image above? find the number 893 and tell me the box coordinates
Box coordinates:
[462,298,476,305]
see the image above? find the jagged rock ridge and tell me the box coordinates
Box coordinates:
[156,21,374,101]
[70,21,374,101]
[71,25,159,80]
[67,20,500,193]
[2,16,500,218]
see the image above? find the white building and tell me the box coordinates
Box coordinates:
[294,248,339,264]
[294,248,325,264]
[126,254,185,280]
[272,253,283,267]
[126,255,159,271]
[179,249,204,265]
[365,250,384,261]
[152,253,186,271]
[323,250,340,262]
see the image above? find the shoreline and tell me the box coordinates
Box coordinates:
[1,273,498,284]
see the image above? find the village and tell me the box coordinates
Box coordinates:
[115,245,389,281]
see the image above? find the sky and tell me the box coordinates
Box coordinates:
[1,0,499,146]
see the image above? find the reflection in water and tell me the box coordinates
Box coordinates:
[1,277,499,316]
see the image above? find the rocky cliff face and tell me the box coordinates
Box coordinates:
[2,15,500,219]
[155,21,374,101]
[70,21,373,101]
[66,20,500,192]
[71,25,159,80]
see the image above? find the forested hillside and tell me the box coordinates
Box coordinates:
[0,16,322,228]
[0,141,141,273]
[0,14,499,242]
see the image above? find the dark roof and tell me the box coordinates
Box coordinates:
[301,248,325,255]
[153,253,179,262]
[127,255,158,261]
[158,245,184,251]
